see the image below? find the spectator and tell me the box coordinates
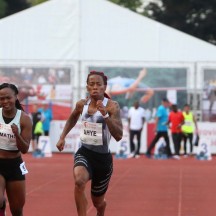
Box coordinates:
[33,118,44,149]
[38,102,53,136]
[167,104,184,159]
[31,104,43,151]
[128,101,145,158]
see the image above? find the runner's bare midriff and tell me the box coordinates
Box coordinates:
[0,149,21,158]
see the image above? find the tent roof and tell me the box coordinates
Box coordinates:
[0,0,216,62]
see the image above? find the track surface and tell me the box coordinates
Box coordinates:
[5,153,216,216]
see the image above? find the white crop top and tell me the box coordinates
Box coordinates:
[0,108,22,151]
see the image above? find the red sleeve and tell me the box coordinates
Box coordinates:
[168,113,171,121]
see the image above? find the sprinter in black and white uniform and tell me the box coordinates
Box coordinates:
[77,97,112,195]
[56,71,123,216]
[0,83,32,216]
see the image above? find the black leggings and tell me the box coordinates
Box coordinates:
[182,133,193,154]
[172,133,182,155]
[129,130,142,155]
[147,131,172,156]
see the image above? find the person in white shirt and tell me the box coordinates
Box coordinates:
[128,101,145,158]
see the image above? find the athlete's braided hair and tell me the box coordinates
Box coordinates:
[87,71,110,98]
[0,83,24,111]
[87,71,107,85]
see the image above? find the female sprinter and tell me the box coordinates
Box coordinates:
[56,71,123,216]
[0,83,32,216]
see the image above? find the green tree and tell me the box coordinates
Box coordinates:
[0,0,7,18]
[0,0,48,19]
[28,0,48,6]
[144,0,216,45]
[5,0,30,17]
[108,0,143,12]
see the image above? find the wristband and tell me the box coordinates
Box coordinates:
[103,113,109,119]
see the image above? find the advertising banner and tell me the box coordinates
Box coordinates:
[202,68,216,122]
[49,121,216,155]
[0,66,74,119]
[88,66,188,122]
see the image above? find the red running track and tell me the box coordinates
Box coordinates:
[5,153,216,216]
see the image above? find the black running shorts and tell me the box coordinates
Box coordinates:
[0,157,27,181]
[74,146,113,197]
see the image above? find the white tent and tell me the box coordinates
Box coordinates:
[1,0,216,154]
[1,0,216,62]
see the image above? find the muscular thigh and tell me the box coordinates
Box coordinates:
[73,166,90,184]
[0,175,6,200]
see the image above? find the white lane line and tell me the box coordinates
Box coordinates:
[87,168,131,214]
[26,173,69,195]
[178,168,183,216]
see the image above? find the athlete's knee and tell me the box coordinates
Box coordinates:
[9,199,25,216]
[74,177,87,192]
[93,200,104,209]
[73,166,89,191]
[92,196,106,209]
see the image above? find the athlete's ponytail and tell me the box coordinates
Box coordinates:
[104,92,110,99]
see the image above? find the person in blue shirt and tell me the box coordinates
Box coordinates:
[146,98,172,158]
[38,102,53,136]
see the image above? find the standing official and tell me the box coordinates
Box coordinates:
[128,101,145,158]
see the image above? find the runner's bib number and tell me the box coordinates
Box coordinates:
[80,121,103,146]
[20,162,28,175]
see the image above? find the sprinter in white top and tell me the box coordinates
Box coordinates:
[0,83,32,216]
[80,97,111,153]
[56,71,123,216]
